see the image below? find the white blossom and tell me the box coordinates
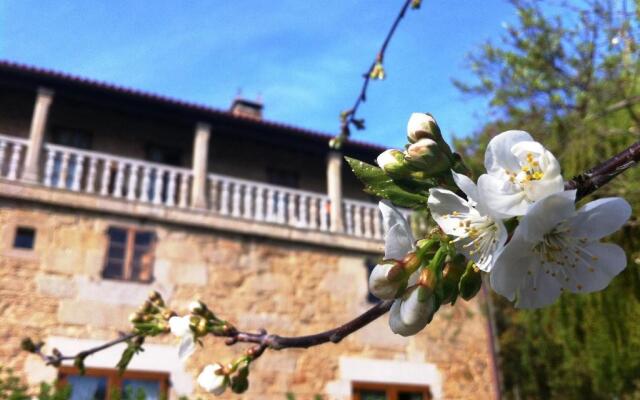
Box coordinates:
[490,190,631,309]
[169,315,196,361]
[477,130,564,217]
[389,283,436,336]
[428,172,507,272]
[197,364,227,395]
[368,201,415,300]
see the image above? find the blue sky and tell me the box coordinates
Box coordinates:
[0,1,520,148]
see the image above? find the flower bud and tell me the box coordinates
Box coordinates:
[407,113,441,143]
[402,252,420,272]
[405,139,450,175]
[370,61,386,80]
[198,364,227,395]
[459,263,482,301]
[196,317,209,336]
[129,312,143,323]
[389,286,436,336]
[369,263,404,300]
[377,149,403,171]
[189,300,204,313]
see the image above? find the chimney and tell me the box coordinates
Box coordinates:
[230,97,263,120]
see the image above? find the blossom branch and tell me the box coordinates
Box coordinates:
[332,0,418,148]
[222,300,394,351]
[21,333,139,367]
[565,141,640,200]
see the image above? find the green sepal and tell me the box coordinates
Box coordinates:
[345,157,428,208]
[459,262,483,301]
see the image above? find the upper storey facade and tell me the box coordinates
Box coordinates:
[0,61,401,253]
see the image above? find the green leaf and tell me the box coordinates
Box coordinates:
[116,337,145,375]
[345,157,428,208]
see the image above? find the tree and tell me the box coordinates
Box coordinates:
[455,0,640,398]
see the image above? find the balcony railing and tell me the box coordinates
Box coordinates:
[0,133,396,241]
[0,135,27,180]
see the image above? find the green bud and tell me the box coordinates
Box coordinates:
[459,262,483,301]
[405,139,450,175]
[20,337,38,353]
[370,61,386,80]
[376,149,409,176]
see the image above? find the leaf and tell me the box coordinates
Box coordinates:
[345,157,428,208]
[116,337,145,375]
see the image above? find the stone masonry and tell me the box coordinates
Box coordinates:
[0,199,497,399]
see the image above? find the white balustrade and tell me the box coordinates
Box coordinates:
[207,173,338,232]
[40,143,192,207]
[343,199,386,238]
[0,134,398,241]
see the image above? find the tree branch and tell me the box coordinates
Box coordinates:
[336,0,415,145]
[565,141,640,200]
[223,300,393,350]
[26,332,138,366]
[28,141,640,369]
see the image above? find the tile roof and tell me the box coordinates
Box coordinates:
[0,59,386,153]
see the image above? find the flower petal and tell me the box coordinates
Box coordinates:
[477,174,529,217]
[524,174,565,203]
[368,263,401,300]
[489,231,532,301]
[484,130,533,175]
[561,242,627,293]
[379,200,411,234]
[514,265,563,309]
[451,171,479,203]
[427,188,475,235]
[178,333,196,362]
[517,190,576,243]
[389,288,433,336]
[385,223,414,260]
[570,197,632,241]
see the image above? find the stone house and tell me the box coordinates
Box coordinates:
[0,60,499,400]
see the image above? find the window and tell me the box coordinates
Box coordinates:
[59,367,168,400]
[365,258,381,304]
[13,226,36,249]
[266,167,300,189]
[103,227,156,282]
[353,382,432,400]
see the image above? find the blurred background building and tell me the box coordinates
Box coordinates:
[0,61,497,400]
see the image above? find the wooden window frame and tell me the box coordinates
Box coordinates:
[103,226,156,283]
[352,381,432,400]
[58,366,169,400]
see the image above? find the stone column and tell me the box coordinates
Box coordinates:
[190,122,211,209]
[327,151,344,232]
[22,87,54,182]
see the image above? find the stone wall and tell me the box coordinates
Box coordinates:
[0,199,497,400]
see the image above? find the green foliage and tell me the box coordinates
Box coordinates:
[457,0,640,398]
[0,367,71,400]
[345,157,429,208]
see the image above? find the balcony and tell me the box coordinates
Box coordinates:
[0,133,397,251]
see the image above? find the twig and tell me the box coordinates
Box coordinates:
[30,332,138,366]
[565,141,640,200]
[223,300,393,351]
[335,0,415,145]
